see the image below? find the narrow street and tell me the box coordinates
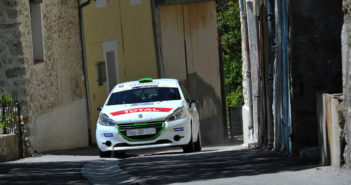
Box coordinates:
[1,145,351,185]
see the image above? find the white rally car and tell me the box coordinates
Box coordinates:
[96,78,201,157]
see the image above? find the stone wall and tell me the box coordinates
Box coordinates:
[0,0,27,109]
[0,0,29,155]
[1,0,89,155]
[342,0,351,169]
[0,134,19,162]
[289,0,343,151]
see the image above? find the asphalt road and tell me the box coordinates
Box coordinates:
[1,145,351,185]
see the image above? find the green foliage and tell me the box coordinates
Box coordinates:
[217,0,243,107]
[0,92,15,105]
[0,92,15,131]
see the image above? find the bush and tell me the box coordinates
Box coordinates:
[217,0,243,107]
[0,92,15,131]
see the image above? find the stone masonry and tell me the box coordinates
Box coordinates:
[0,0,88,156]
[342,0,351,169]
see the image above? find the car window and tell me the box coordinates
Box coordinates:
[181,85,191,104]
[107,87,181,105]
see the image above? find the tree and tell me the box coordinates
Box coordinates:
[217,0,243,107]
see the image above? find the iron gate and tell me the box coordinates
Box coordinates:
[0,101,23,158]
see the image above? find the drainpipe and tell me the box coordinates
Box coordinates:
[266,0,275,149]
[280,0,292,155]
[151,0,164,78]
[78,0,91,145]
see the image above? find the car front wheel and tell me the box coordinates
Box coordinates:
[99,150,111,158]
[113,151,127,158]
[194,132,202,152]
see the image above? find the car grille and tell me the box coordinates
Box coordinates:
[117,122,164,141]
[114,140,172,147]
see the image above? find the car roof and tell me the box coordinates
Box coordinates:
[111,78,180,93]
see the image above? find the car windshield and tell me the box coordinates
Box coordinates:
[107,87,181,105]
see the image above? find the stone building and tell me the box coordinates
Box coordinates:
[240,0,343,155]
[342,0,351,169]
[0,0,89,155]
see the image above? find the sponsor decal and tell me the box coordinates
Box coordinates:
[132,85,158,89]
[129,81,159,87]
[131,102,154,106]
[173,127,184,132]
[103,133,113,137]
[110,107,173,116]
[138,114,143,119]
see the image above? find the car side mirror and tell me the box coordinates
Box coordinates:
[97,106,103,111]
[190,99,197,106]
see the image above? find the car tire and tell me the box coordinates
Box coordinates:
[183,133,195,153]
[113,151,127,159]
[194,132,202,152]
[99,150,111,158]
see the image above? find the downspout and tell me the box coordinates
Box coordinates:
[151,0,164,78]
[280,0,292,155]
[181,0,190,89]
[78,0,91,145]
[266,0,275,149]
[273,0,282,151]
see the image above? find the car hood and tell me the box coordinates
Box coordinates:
[101,100,184,124]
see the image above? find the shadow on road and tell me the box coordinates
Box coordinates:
[119,148,319,185]
[0,161,90,185]
[39,146,99,156]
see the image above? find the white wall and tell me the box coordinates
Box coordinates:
[31,99,89,152]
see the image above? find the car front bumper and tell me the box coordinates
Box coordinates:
[96,117,191,151]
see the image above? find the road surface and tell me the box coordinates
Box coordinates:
[1,145,351,185]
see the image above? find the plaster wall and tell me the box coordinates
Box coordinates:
[159,1,225,145]
[31,99,88,152]
[184,1,225,145]
[159,4,187,82]
[83,0,158,144]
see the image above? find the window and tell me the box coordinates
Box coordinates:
[95,0,107,8]
[96,62,106,86]
[30,0,44,63]
[181,85,191,104]
[107,87,181,105]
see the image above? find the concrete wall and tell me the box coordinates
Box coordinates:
[0,134,19,162]
[158,1,225,145]
[240,0,255,146]
[288,0,343,151]
[1,0,89,154]
[317,93,344,167]
[83,0,159,144]
[342,0,351,169]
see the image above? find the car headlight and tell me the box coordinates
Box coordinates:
[167,106,185,122]
[98,113,117,126]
